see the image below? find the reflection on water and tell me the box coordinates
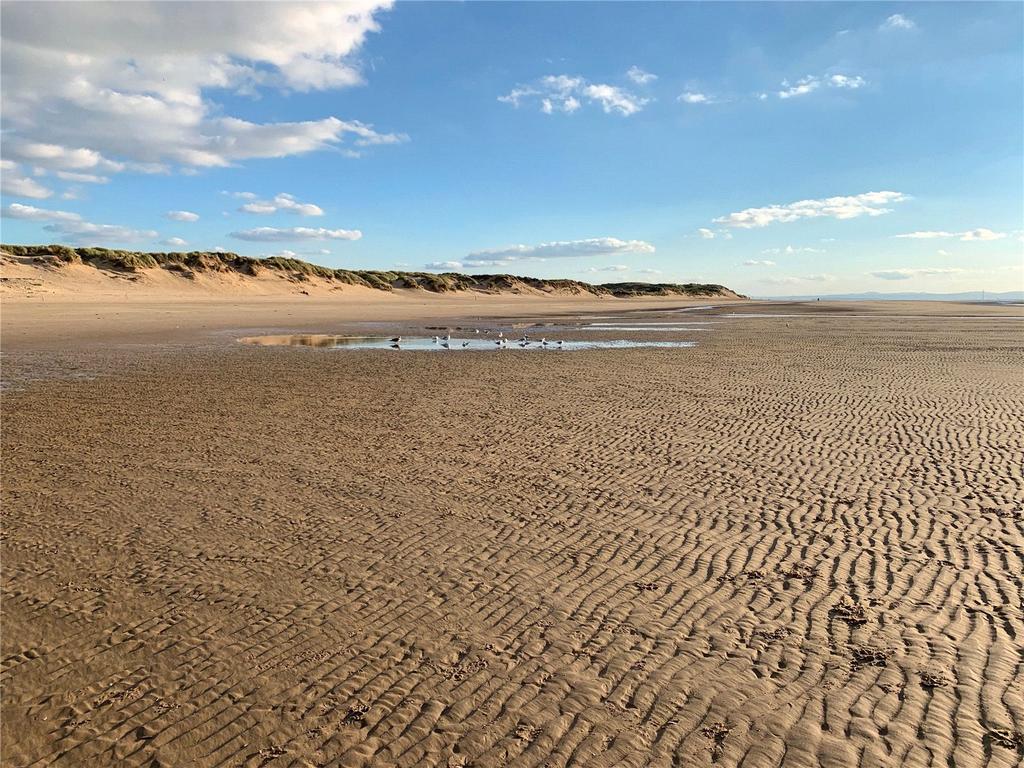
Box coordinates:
[239,335,697,351]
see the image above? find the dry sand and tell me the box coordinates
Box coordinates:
[2,294,1023,767]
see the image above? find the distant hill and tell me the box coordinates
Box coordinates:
[1,244,743,299]
[757,290,1024,302]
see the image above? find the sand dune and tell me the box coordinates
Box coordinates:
[2,300,1023,766]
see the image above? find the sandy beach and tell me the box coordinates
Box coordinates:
[2,293,1022,767]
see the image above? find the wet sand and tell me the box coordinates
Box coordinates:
[2,299,1023,767]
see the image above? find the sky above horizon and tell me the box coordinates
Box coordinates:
[1,1,1022,296]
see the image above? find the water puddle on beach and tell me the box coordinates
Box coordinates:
[239,334,697,351]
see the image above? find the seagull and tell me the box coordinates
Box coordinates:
[540,337,548,346]
[556,340,564,347]
[444,333,451,341]
[442,341,450,349]
[462,341,470,347]
[391,336,402,343]
[432,335,440,343]
[474,329,480,334]
[519,341,529,347]
[497,331,503,338]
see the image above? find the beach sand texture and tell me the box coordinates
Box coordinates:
[2,303,1023,767]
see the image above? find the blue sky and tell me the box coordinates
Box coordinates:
[1,1,1022,295]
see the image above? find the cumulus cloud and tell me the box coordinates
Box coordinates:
[165,210,199,222]
[467,237,655,262]
[626,66,657,85]
[743,259,776,266]
[881,14,915,31]
[697,228,716,239]
[1,166,53,199]
[829,74,866,89]
[425,261,464,271]
[163,237,187,247]
[1,202,156,243]
[895,228,1006,241]
[0,2,406,177]
[239,193,323,216]
[713,191,907,228]
[870,267,965,280]
[778,76,821,99]
[499,74,647,116]
[229,226,362,242]
[679,92,710,104]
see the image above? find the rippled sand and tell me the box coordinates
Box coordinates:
[2,301,1023,767]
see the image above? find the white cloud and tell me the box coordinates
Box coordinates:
[679,92,710,104]
[637,268,662,275]
[425,260,464,271]
[895,228,1006,242]
[582,84,647,116]
[778,73,867,99]
[0,2,406,177]
[500,75,647,116]
[163,237,187,247]
[229,226,362,242]
[1,168,53,199]
[467,237,655,262]
[870,268,965,280]
[2,202,81,223]
[583,264,630,273]
[937,249,951,256]
[239,193,323,216]
[626,66,657,85]
[743,259,776,266]
[55,171,110,184]
[778,76,820,99]
[714,191,907,228]
[762,245,826,255]
[165,210,200,222]
[1,202,155,243]
[829,74,866,90]
[698,228,716,239]
[881,14,915,31]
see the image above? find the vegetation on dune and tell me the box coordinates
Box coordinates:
[1,244,742,298]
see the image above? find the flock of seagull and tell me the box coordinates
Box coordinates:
[388,330,564,350]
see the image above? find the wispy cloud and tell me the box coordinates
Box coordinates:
[679,92,711,104]
[881,14,915,31]
[870,267,965,280]
[762,245,826,254]
[583,264,630,273]
[229,226,362,242]
[467,237,655,261]
[165,210,199,222]
[163,237,187,247]
[895,228,1006,242]
[2,202,156,243]
[778,73,866,99]
[238,193,323,217]
[626,66,657,85]
[713,191,907,228]
[743,259,776,266]
[500,75,647,116]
